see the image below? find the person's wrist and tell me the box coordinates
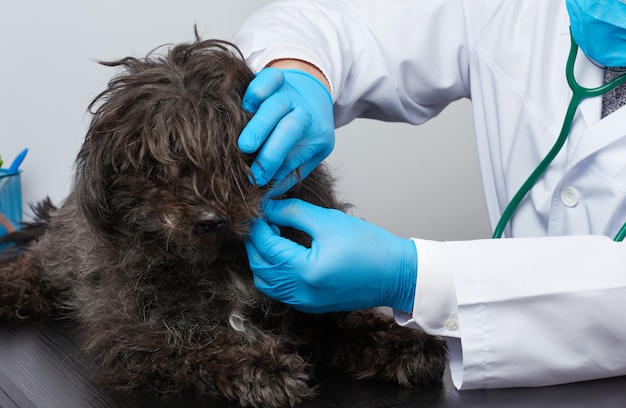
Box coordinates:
[388,238,417,314]
[267,58,331,93]
[280,69,333,108]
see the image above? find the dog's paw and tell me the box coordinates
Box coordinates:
[218,347,316,408]
[328,310,448,387]
[371,326,448,387]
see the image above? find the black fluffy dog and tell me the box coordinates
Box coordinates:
[0,35,447,407]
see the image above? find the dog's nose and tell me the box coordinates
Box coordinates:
[195,211,229,233]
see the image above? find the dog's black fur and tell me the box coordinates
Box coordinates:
[0,35,447,407]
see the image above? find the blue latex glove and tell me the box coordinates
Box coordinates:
[245,198,418,314]
[239,68,335,196]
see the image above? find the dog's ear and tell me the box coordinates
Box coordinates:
[73,136,119,240]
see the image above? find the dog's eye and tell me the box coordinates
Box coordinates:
[195,211,228,234]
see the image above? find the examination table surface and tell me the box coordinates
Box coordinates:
[1,317,625,408]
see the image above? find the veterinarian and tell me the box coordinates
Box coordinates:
[233,0,626,391]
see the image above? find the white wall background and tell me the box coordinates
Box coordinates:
[0,0,491,241]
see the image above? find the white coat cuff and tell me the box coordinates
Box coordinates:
[394,239,460,337]
[394,239,464,388]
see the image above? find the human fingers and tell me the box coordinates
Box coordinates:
[267,144,334,197]
[245,217,307,302]
[241,68,284,113]
[238,68,287,157]
[245,216,304,267]
[238,91,294,157]
[248,108,310,187]
[260,198,337,239]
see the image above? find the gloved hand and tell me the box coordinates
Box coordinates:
[245,198,418,314]
[239,68,335,196]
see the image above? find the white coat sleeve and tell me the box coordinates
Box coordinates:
[232,0,480,127]
[398,235,626,390]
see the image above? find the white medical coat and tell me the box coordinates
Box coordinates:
[233,0,626,390]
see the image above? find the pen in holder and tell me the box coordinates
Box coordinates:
[0,170,22,237]
[0,149,27,247]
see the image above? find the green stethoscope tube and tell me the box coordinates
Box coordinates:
[492,31,626,242]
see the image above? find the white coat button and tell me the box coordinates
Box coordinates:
[560,187,580,207]
[445,319,459,331]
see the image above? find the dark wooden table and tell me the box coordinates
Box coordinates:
[1,317,625,408]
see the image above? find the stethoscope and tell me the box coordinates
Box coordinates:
[492,31,626,242]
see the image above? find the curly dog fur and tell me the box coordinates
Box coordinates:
[0,33,447,407]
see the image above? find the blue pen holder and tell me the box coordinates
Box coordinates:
[0,170,22,248]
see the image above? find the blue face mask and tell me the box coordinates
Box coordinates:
[566,0,626,67]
